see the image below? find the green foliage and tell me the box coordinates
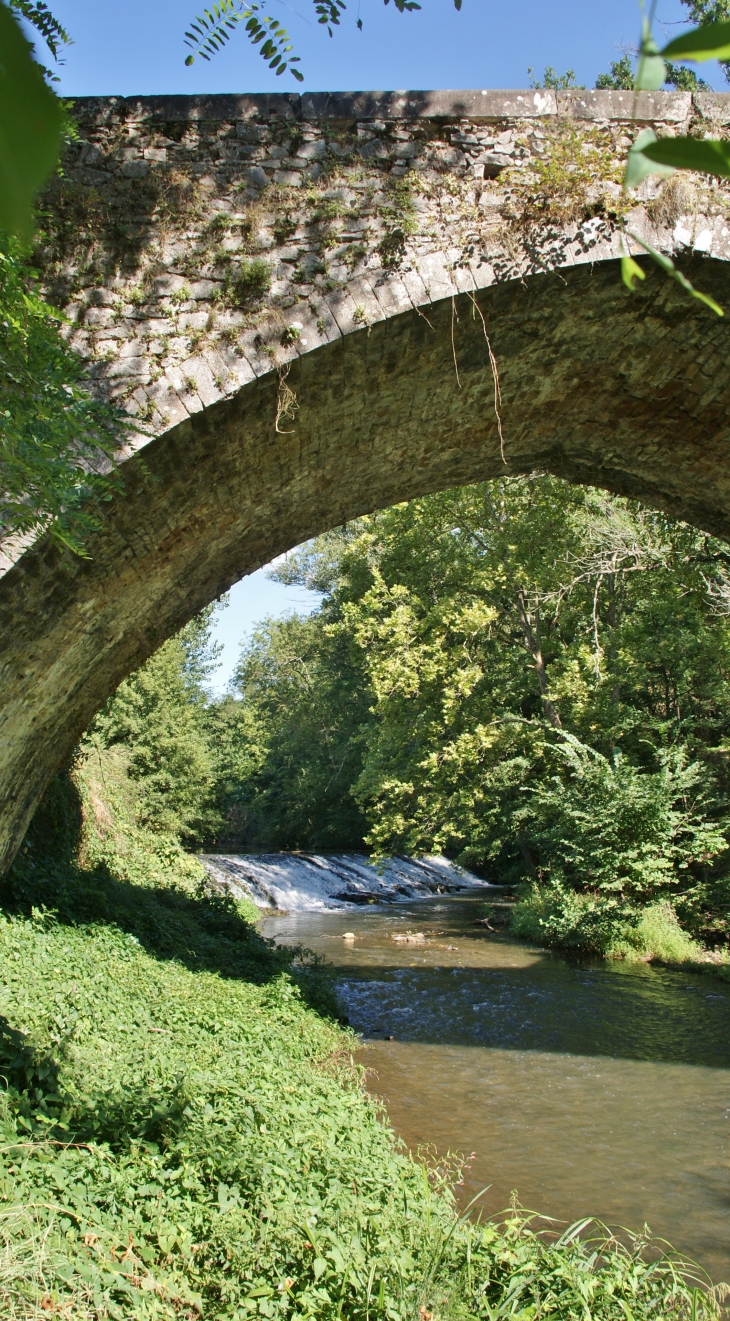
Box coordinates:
[595,54,635,89]
[184,0,303,79]
[664,59,712,88]
[519,737,726,900]
[620,3,730,314]
[90,608,223,843]
[641,135,730,178]
[1,764,720,1318]
[504,122,627,228]
[222,257,272,307]
[226,608,370,849]
[9,0,69,59]
[0,235,128,553]
[247,477,730,956]
[612,901,706,962]
[509,735,727,953]
[0,2,64,243]
[182,0,461,81]
[594,50,709,93]
[528,65,585,90]
[674,0,730,79]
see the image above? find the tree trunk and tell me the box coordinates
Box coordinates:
[515,590,562,729]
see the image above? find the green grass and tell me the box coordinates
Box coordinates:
[610,902,706,963]
[0,761,723,1319]
[510,884,717,968]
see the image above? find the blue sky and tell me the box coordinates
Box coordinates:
[45,0,724,689]
[211,571,321,693]
[47,0,716,101]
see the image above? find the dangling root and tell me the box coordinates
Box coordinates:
[451,297,461,389]
[275,362,298,435]
[467,290,505,465]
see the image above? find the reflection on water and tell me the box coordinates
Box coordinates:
[260,894,730,1280]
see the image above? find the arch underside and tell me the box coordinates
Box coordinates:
[1,254,730,870]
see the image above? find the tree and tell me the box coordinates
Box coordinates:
[225,608,370,849]
[595,47,710,90]
[90,607,223,842]
[242,477,730,953]
[678,0,730,80]
[595,55,635,89]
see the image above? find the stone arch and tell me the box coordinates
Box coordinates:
[2,252,730,872]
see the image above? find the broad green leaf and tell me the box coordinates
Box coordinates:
[621,254,646,290]
[626,230,724,315]
[0,1,64,244]
[661,20,730,62]
[636,53,666,89]
[625,128,675,188]
[635,17,666,90]
[642,135,730,179]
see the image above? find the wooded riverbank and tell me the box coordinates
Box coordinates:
[0,757,723,1318]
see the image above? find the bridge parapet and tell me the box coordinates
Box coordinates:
[41,89,730,441]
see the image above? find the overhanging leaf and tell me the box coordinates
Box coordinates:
[626,230,724,316]
[625,128,675,189]
[661,20,730,63]
[641,135,730,179]
[635,17,666,90]
[0,1,64,244]
[621,255,646,291]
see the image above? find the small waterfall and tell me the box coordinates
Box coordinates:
[198,851,487,912]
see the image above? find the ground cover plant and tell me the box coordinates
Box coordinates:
[0,753,725,1320]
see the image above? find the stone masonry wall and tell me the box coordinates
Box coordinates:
[39,88,730,444]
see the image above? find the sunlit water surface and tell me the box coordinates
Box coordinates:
[260,894,730,1281]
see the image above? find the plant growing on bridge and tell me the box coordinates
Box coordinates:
[224,256,272,307]
[0,237,130,556]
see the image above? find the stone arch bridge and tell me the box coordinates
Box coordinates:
[2,86,730,871]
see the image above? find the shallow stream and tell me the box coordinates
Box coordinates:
[260,894,730,1282]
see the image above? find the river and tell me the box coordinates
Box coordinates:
[260,892,730,1283]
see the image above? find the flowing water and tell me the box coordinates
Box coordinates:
[260,893,730,1282]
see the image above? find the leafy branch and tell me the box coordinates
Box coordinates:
[184,0,303,78]
[184,0,462,77]
[9,0,69,60]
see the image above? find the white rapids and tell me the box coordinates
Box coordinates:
[198,852,488,912]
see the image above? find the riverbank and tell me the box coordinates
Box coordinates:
[266,896,730,1282]
[0,759,722,1318]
